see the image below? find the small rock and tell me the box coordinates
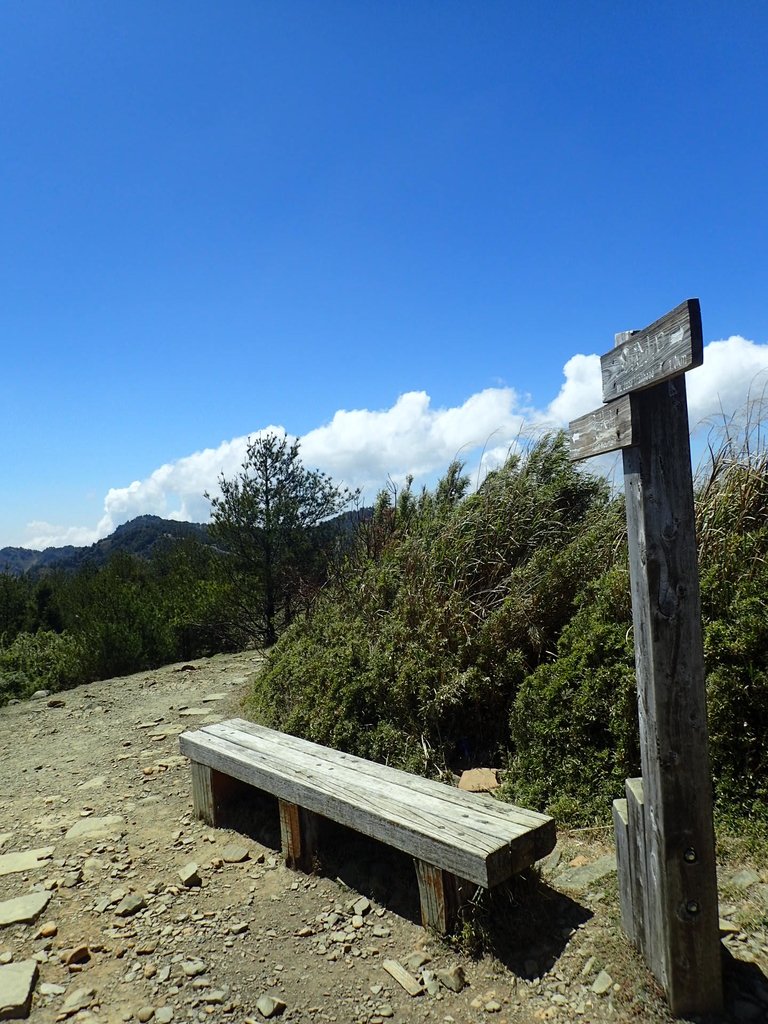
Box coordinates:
[422,970,440,996]
[437,965,466,993]
[31,690,51,699]
[0,959,38,1019]
[406,951,432,971]
[728,868,761,889]
[0,847,54,878]
[115,894,145,917]
[182,959,206,977]
[484,1000,502,1012]
[60,985,96,1016]
[222,845,250,864]
[591,970,613,995]
[230,922,249,935]
[40,981,66,995]
[256,994,286,1018]
[352,897,371,917]
[155,1009,173,1024]
[64,945,91,966]
[64,815,125,842]
[178,863,201,888]
[136,1008,154,1022]
[377,1005,394,1019]
[37,921,58,938]
[457,768,500,792]
[0,890,52,927]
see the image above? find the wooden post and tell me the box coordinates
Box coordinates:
[569,300,722,1017]
[414,859,471,933]
[278,799,319,871]
[622,373,721,1014]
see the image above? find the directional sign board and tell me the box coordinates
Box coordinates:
[601,299,702,403]
[569,394,637,461]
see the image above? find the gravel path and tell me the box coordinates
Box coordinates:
[1,651,766,1023]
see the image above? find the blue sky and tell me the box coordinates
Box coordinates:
[2,1,768,549]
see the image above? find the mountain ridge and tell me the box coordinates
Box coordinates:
[0,515,211,576]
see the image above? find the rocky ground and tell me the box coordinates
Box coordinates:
[1,651,767,1024]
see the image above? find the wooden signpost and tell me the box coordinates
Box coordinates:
[569,299,723,1017]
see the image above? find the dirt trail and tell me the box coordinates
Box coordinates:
[1,652,766,1023]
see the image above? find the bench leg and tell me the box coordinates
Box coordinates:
[278,800,319,872]
[190,762,241,826]
[414,860,472,933]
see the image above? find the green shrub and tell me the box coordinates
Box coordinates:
[0,630,87,704]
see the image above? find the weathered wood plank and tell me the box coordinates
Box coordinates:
[569,394,637,461]
[278,800,319,871]
[601,299,702,402]
[212,718,554,847]
[382,959,423,996]
[624,779,651,961]
[612,797,634,946]
[190,761,215,824]
[414,860,450,932]
[622,376,722,1016]
[414,861,472,933]
[180,728,511,887]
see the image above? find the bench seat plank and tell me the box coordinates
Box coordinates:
[180,720,554,888]
[221,719,550,836]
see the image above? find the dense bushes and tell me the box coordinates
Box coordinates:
[252,429,768,826]
[251,435,618,775]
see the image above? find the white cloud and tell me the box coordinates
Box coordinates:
[545,353,603,425]
[686,335,768,428]
[17,334,768,549]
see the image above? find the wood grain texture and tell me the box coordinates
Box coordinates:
[612,797,634,945]
[569,394,637,461]
[415,860,450,932]
[624,779,652,965]
[601,299,702,402]
[180,720,554,888]
[622,376,722,1015]
[279,800,306,869]
[190,762,216,825]
[218,718,553,844]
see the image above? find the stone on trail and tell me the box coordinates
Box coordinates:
[64,815,125,842]
[59,984,96,1017]
[222,845,250,864]
[114,894,145,917]
[0,959,38,1020]
[154,1009,173,1024]
[0,892,51,928]
[726,867,761,890]
[178,863,202,888]
[457,768,500,793]
[0,848,55,878]
[256,994,286,1018]
[556,853,617,893]
[136,1007,154,1022]
[591,970,613,995]
[436,965,466,993]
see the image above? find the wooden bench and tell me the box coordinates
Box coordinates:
[179,718,555,932]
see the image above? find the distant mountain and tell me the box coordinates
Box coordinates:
[0,509,372,577]
[0,516,212,576]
